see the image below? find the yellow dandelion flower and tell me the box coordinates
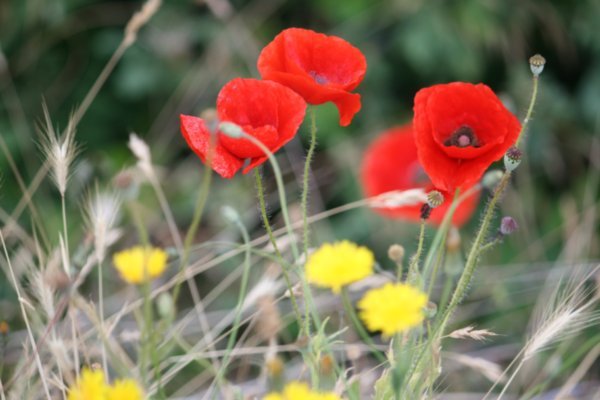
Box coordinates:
[305,241,374,294]
[68,368,108,400]
[263,381,340,400]
[358,283,428,337]
[113,246,168,284]
[107,378,144,400]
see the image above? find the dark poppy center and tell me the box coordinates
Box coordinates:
[309,71,329,85]
[443,126,481,148]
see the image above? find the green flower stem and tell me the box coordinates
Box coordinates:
[234,131,320,337]
[299,107,319,336]
[437,171,511,334]
[515,75,539,147]
[172,139,213,304]
[254,170,303,326]
[212,213,252,395]
[407,220,426,284]
[301,107,318,258]
[340,288,386,364]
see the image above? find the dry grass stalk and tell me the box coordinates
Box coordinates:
[448,326,498,341]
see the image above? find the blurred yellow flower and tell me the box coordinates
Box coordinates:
[305,241,374,294]
[107,379,144,400]
[358,283,428,337]
[113,246,168,284]
[264,381,340,400]
[68,368,108,400]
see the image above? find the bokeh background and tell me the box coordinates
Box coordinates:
[1,0,599,396]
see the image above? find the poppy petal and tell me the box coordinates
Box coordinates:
[180,114,244,179]
[258,28,366,126]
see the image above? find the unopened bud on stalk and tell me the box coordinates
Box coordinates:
[482,170,503,191]
[219,121,244,138]
[529,54,546,77]
[504,146,522,172]
[426,190,444,208]
[499,216,519,236]
[221,205,240,223]
[157,292,174,320]
[387,244,405,264]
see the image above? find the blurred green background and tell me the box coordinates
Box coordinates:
[0,0,599,393]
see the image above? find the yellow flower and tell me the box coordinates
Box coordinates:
[68,368,108,400]
[358,283,428,337]
[107,379,144,400]
[305,241,374,294]
[113,246,168,284]
[264,381,340,400]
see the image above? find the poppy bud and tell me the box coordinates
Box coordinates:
[157,292,174,320]
[218,122,245,139]
[499,216,519,236]
[420,204,432,220]
[426,190,444,208]
[504,146,522,172]
[482,170,503,191]
[529,54,546,77]
[221,205,241,224]
[387,244,405,264]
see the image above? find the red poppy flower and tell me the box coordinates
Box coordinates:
[257,28,367,127]
[180,78,306,178]
[413,82,521,192]
[361,124,479,227]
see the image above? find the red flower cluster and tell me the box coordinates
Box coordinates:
[413,82,521,192]
[258,28,367,127]
[181,28,366,178]
[361,125,479,227]
[180,79,306,178]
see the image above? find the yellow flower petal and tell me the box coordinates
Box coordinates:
[107,378,144,400]
[113,246,168,284]
[68,368,108,400]
[263,381,340,400]
[305,241,374,294]
[358,283,428,337]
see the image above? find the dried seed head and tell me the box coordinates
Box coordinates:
[504,146,522,172]
[0,321,8,335]
[255,295,282,343]
[38,104,79,196]
[426,190,444,208]
[529,54,546,76]
[387,244,405,264]
[265,355,284,378]
[499,216,519,236]
[482,169,503,191]
[319,354,335,375]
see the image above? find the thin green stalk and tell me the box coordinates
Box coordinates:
[340,288,387,364]
[98,259,108,375]
[515,76,539,147]
[172,135,214,304]
[437,172,511,334]
[212,213,252,397]
[254,170,303,325]
[231,130,322,338]
[407,220,426,284]
[301,107,318,258]
[426,232,447,297]
[300,108,318,336]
